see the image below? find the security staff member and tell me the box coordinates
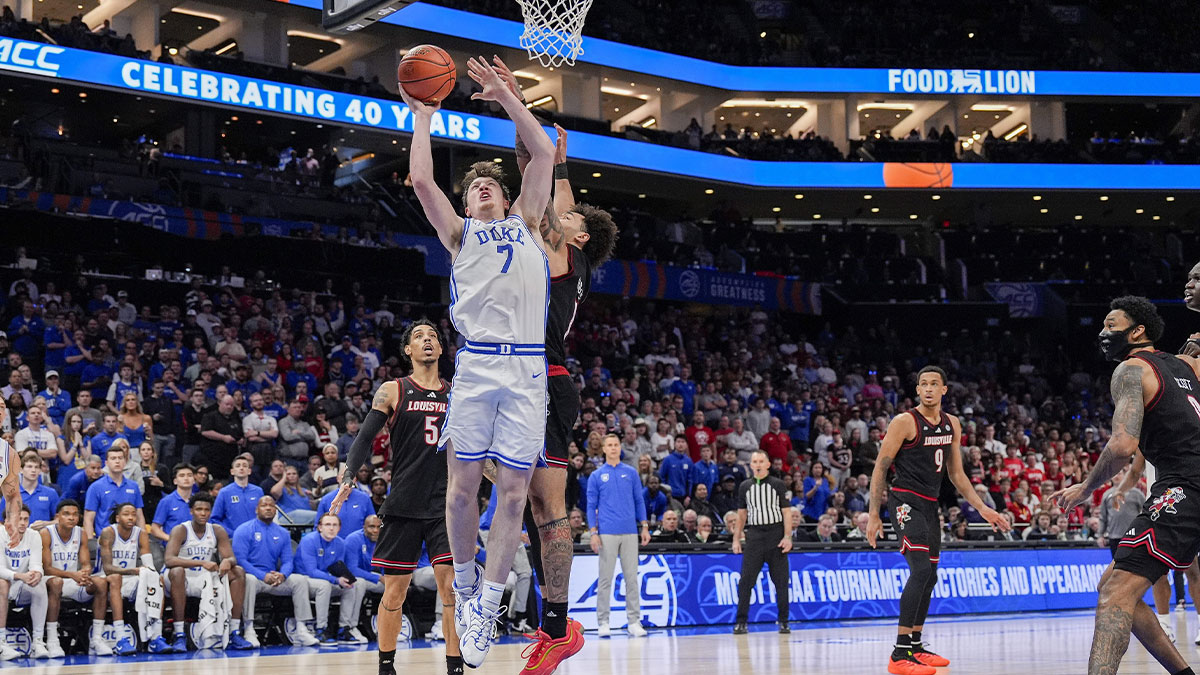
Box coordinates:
[731,450,792,635]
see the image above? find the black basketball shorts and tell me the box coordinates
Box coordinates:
[543,374,579,469]
[888,491,942,564]
[372,515,452,576]
[1115,484,1200,583]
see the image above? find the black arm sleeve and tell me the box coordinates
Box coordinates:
[342,409,388,484]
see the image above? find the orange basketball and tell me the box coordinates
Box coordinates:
[882,162,954,188]
[398,45,456,104]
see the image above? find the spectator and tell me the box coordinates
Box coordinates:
[232,496,320,647]
[65,390,103,435]
[199,395,243,480]
[342,514,383,605]
[691,445,719,497]
[759,416,793,464]
[587,433,650,638]
[15,407,54,461]
[683,411,712,462]
[649,419,674,462]
[651,510,689,543]
[271,465,317,526]
[37,372,69,429]
[242,392,279,470]
[311,443,345,500]
[845,512,870,541]
[643,475,668,524]
[150,463,197,546]
[724,418,757,464]
[0,452,57,529]
[827,433,852,488]
[83,442,145,538]
[278,400,318,467]
[658,436,692,503]
[814,514,841,543]
[801,461,833,522]
[62,454,104,504]
[211,456,264,534]
[180,388,210,466]
[294,513,366,645]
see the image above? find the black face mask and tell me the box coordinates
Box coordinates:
[1098,326,1150,362]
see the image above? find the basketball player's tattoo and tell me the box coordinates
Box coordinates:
[481,459,499,485]
[372,384,392,411]
[538,517,572,602]
[1082,363,1144,494]
[515,135,531,165]
[868,454,894,516]
[540,205,566,253]
[382,602,404,613]
[1089,604,1133,675]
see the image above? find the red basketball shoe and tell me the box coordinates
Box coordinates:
[520,618,585,674]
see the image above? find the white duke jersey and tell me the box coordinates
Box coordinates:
[4,530,37,574]
[180,523,217,564]
[0,439,10,482]
[108,525,141,570]
[49,526,82,572]
[451,215,549,345]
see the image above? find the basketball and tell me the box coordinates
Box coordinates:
[398,44,456,104]
[882,162,954,188]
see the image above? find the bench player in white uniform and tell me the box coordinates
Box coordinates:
[42,499,112,656]
[163,493,254,652]
[0,403,25,545]
[98,502,171,654]
[399,56,556,668]
[0,505,47,659]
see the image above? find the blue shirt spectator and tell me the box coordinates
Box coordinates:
[0,483,59,525]
[233,517,295,580]
[690,457,719,496]
[80,361,112,400]
[43,325,70,371]
[314,488,371,537]
[801,471,834,522]
[63,465,101,503]
[587,460,646,535]
[342,528,380,584]
[91,429,126,456]
[294,530,348,583]
[62,341,87,378]
[658,448,692,502]
[643,479,669,522]
[7,310,44,360]
[211,480,264,534]
[152,489,193,539]
[37,384,71,428]
[85,472,144,536]
[670,377,698,416]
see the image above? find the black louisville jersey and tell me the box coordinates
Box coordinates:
[382,376,450,519]
[1129,350,1200,489]
[546,245,591,369]
[891,409,953,502]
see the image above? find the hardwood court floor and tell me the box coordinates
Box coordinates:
[6,609,1199,673]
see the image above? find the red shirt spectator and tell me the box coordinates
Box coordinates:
[684,412,714,462]
[1003,451,1025,481]
[759,417,793,463]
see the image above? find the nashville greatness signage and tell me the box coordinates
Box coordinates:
[568,547,1116,629]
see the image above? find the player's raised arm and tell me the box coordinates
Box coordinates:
[865,412,914,548]
[466,56,554,247]
[1053,360,1146,511]
[331,381,398,514]
[399,90,464,256]
[945,417,1009,532]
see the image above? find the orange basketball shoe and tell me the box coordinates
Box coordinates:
[912,648,950,667]
[520,618,585,674]
[887,656,936,675]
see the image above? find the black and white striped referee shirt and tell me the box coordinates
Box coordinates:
[736,476,789,527]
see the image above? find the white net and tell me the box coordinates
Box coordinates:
[515,0,595,67]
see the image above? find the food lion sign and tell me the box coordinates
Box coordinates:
[888,68,1036,95]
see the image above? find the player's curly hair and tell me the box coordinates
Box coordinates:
[573,203,618,268]
[460,161,511,210]
[1110,295,1164,343]
[401,318,443,365]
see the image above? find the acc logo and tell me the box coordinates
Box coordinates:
[569,554,677,630]
[679,271,701,299]
[1150,487,1186,521]
[0,39,65,77]
[895,503,912,530]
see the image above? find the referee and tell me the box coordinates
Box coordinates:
[732,450,792,635]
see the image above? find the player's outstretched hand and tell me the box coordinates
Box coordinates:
[980,506,1011,532]
[865,514,883,549]
[399,87,439,117]
[490,55,522,101]
[328,481,354,516]
[553,124,568,165]
[1050,483,1088,512]
[467,56,510,104]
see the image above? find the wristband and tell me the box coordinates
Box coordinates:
[553,164,569,180]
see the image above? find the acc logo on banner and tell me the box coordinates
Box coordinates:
[568,554,678,630]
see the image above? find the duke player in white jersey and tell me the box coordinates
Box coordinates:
[99,502,170,654]
[0,398,25,544]
[0,506,47,659]
[42,499,112,656]
[398,55,556,668]
[163,493,253,651]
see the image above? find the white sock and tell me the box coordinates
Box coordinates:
[113,620,125,634]
[174,622,186,636]
[230,619,240,632]
[453,561,478,591]
[91,619,104,636]
[46,622,58,641]
[480,581,505,614]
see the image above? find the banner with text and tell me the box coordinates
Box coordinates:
[590,261,821,314]
[568,547,1111,629]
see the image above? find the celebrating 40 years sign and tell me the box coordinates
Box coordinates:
[568,547,1113,629]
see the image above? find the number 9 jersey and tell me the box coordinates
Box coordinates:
[891,410,953,503]
[382,377,451,520]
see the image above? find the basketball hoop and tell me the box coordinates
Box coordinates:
[514,0,594,67]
